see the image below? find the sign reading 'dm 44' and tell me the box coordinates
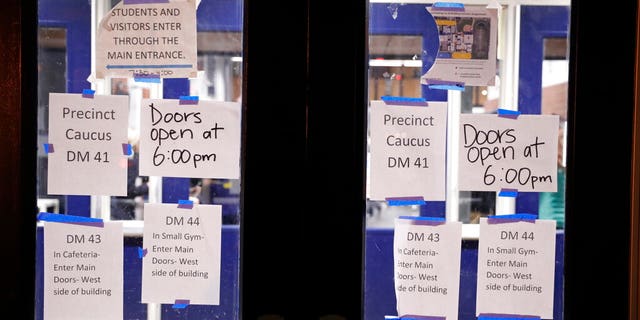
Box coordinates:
[458,114,559,192]
[139,99,241,179]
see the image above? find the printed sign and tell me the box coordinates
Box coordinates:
[139,99,241,179]
[47,93,129,196]
[369,100,447,201]
[44,220,123,320]
[141,203,222,305]
[458,114,559,192]
[421,5,498,86]
[394,218,462,319]
[96,0,198,79]
[476,217,556,319]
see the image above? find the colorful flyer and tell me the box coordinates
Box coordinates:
[394,217,462,319]
[138,99,241,179]
[421,5,498,87]
[47,92,129,196]
[458,114,560,192]
[95,0,198,79]
[369,100,447,201]
[141,203,222,305]
[43,218,123,320]
[476,216,557,319]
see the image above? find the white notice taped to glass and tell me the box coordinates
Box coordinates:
[476,216,556,319]
[95,0,198,79]
[138,99,241,179]
[369,100,447,201]
[141,203,222,305]
[394,217,462,319]
[458,114,559,192]
[47,92,129,196]
[43,219,123,320]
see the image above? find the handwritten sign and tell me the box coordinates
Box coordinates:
[44,220,123,320]
[394,218,462,319]
[141,203,221,305]
[95,0,198,79]
[476,217,556,318]
[421,6,498,86]
[47,93,129,196]
[458,114,559,192]
[139,99,241,178]
[369,100,447,201]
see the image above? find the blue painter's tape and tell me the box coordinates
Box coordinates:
[386,196,426,206]
[124,0,169,4]
[82,89,95,98]
[487,214,537,224]
[497,108,521,119]
[400,316,446,320]
[43,143,54,154]
[380,96,428,106]
[425,79,465,91]
[478,314,540,320]
[177,199,194,209]
[399,215,446,226]
[134,74,161,83]
[179,95,199,105]
[384,316,446,320]
[122,143,133,156]
[432,2,465,9]
[37,212,104,227]
[172,299,190,309]
[108,64,193,69]
[498,188,518,197]
[138,247,147,258]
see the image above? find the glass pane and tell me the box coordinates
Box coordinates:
[365,2,569,319]
[36,0,243,318]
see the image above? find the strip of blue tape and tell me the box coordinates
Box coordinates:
[478,314,540,320]
[138,247,147,258]
[399,215,445,222]
[37,212,104,227]
[385,316,446,320]
[44,143,54,154]
[425,79,465,91]
[177,199,194,209]
[82,89,95,98]
[124,0,169,4]
[179,95,199,105]
[172,299,190,309]
[386,196,426,206]
[498,188,518,197]
[497,108,521,119]
[380,96,428,106]
[122,143,133,156]
[399,215,446,226]
[487,214,537,224]
[133,74,161,83]
[432,2,465,9]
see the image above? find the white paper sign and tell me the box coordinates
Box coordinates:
[95,0,198,79]
[421,6,498,86]
[44,220,123,320]
[139,99,241,178]
[47,93,129,196]
[141,203,222,305]
[476,217,556,319]
[394,218,462,319]
[369,100,447,201]
[458,114,559,192]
